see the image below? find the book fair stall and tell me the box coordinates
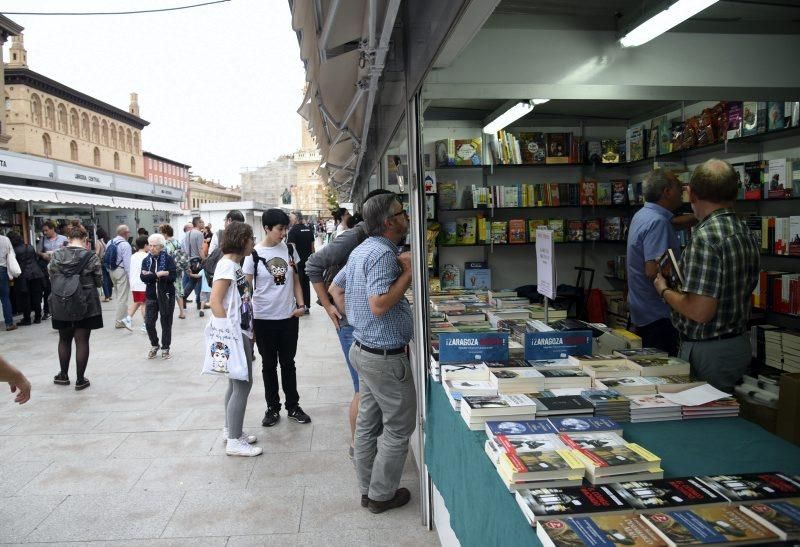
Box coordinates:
[291,0,800,545]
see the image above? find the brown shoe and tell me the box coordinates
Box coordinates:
[5,324,17,331]
[367,488,410,514]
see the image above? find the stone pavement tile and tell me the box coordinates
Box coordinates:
[156,390,226,410]
[315,385,357,404]
[290,402,350,426]
[299,481,421,532]
[247,450,355,489]
[0,494,66,543]
[93,409,193,433]
[133,456,256,492]
[370,526,439,546]
[178,407,227,431]
[23,459,152,495]
[20,539,229,547]
[0,460,52,496]
[295,372,352,388]
[161,488,303,537]
[0,413,21,433]
[309,419,351,452]
[8,433,128,462]
[226,529,373,547]
[209,423,313,455]
[5,411,109,436]
[25,491,184,543]
[0,431,28,458]
[86,391,172,412]
[110,429,220,458]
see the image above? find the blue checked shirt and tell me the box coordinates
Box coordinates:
[332,236,413,349]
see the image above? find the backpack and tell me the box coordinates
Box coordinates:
[202,230,225,285]
[251,242,297,288]
[322,224,368,292]
[49,251,95,321]
[103,240,120,271]
[166,239,189,273]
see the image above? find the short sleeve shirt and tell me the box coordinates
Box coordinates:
[242,242,300,320]
[42,234,67,253]
[287,223,315,261]
[185,230,204,259]
[214,257,253,339]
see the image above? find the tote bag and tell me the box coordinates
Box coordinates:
[202,316,249,381]
[6,249,21,279]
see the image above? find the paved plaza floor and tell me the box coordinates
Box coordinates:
[0,294,437,546]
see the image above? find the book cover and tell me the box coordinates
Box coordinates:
[548,183,562,206]
[628,126,645,162]
[435,139,455,167]
[601,139,621,163]
[743,161,766,200]
[742,102,759,137]
[766,158,791,199]
[500,450,584,479]
[548,219,565,242]
[439,181,458,209]
[757,102,768,134]
[613,348,669,359]
[641,507,777,545]
[587,140,603,163]
[567,220,584,242]
[603,217,622,241]
[485,419,558,438]
[699,472,800,502]
[441,221,458,245]
[597,182,612,205]
[658,118,672,155]
[613,477,727,511]
[440,264,461,289]
[585,218,601,241]
[768,101,786,131]
[518,485,636,520]
[528,219,546,242]
[546,133,571,164]
[740,500,800,541]
[611,180,628,205]
[508,219,527,244]
[455,217,477,245]
[423,170,437,193]
[464,261,491,290]
[658,249,684,289]
[534,395,595,414]
[454,138,481,166]
[727,102,743,139]
[649,118,662,158]
[519,132,546,164]
[548,417,622,434]
[491,221,508,244]
[538,515,666,547]
[580,179,597,206]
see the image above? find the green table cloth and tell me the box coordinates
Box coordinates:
[425,380,800,547]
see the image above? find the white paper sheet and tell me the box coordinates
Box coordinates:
[660,384,729,406]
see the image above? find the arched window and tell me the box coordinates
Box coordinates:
[130,156,136,173]
[30,93,42,126]
[133,131,140,154]
[44,99,55,129]
[57,103,67,133]
[93,147,100,166]
[101,120,109,146]
[125,129,133,152]
[42,133,52,157]
[69,108,79,136]
[118,127,125,150]
[80,113,90,140]
[109,123,117,148]
[70,140,78,161]
[91,116,100,143]
[114,152,120,170]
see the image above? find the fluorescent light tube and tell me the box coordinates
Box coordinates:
[532,99,550,105]
[483,101,533,134]
[619,0,718,48]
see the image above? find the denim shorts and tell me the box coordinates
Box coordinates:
[337,324,359,393]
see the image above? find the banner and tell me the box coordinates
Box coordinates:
[524,330,592,360]
[438,332,509,364]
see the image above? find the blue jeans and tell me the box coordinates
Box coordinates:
[0,266,12,326]
[101,264,113,298]
[337,324,359,393]
[182,271,202,304]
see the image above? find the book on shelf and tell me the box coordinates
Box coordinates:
[579,179,597,206]
[768,101,786,131]
[766,158,798,199]
[440,264,461,289]
[604,217,623,241]
[454,138,481,166]
[596,182,612,205]
[517,484,636,526]
[739,500,800,542]
[601,139,621,163]
[648,118,661,158]
[546,133,571,164]
[455,217,476,245]
[548,219,565,242]
[641,506,778,546]
[508,219,527,244]
[438,180,458,209]
[611,179,628,205]
[587,140,602,163]
[742,161,766,200]
[440,221,457,245]
[626,126,646,162]
[518,132,546,164]
[435,139,455,167]
[463,262,491,290]
[567,220,584,242]
[527,219,546,242]
[659,248,684,289]
[560,432,662,478]
[585,218,601,241]
[727,101,743,139]
[490,221,508,244]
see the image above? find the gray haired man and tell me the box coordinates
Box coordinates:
[330,193,414,514]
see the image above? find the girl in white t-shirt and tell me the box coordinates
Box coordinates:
[209,221,261,457]
[242,209,309,428]
[127,236,149,331]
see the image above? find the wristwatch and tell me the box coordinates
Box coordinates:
[297,304,308,312]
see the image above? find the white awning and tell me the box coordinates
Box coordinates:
[112,197,154,210]
[0,183,58,203]
[56,190,115,207]
[151,201,183,214]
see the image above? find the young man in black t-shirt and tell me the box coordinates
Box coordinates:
[287,212,315,315]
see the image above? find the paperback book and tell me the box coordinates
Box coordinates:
[538,515,666,547]
[641,506,777,545]
[516,484,636,524]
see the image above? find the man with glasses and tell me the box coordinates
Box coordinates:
[329,193,414,514]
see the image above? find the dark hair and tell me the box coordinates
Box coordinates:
[159,223,174,237]
[293,211,303,222]
[43,220,56,231]
[221,221,253,254]
[7,231,22,247]
[192,216,202,227]
[135,235,149,250]
[96,226,109,242]
[63,220,88,240]
[333,208,349,222]
[350,213,363,227]
[690,159,738,202]
[262,208,290,229]
[361,189,394,208]
[226,209,245,223]
[137,228,149,236]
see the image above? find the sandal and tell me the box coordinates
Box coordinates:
[54,373,70,386]
[179,314,186,319]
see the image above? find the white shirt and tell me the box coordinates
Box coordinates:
[242,242,300,320]
[335,223,347,238]
[0,235,12,268]
[129,250,148,292]
[214,257,253,339]
[208,231,220,255]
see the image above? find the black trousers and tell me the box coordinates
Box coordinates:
[18,278,43,321]
[297,262,311,310]
[254,316,300,411]
[145,288,175,350]
[42,275,51,315]
[635,317,679,357]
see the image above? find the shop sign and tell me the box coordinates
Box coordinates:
[438,332,509,364]
[56,165,112,189]
[154,184,183,200]
[524,330,592,361]
[0,150,55,180]
[114,176,154,195]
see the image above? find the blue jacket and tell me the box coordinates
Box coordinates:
[140,251,177,299]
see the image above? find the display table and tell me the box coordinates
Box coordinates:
[425,381,800,547]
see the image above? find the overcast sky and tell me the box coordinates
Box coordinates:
[3,0,306,187]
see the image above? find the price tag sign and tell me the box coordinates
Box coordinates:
[536,227,556,300]
[438,332,509,364]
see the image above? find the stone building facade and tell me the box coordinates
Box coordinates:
[189,176,241,210]
[144,151,191,210]
[3,35,148,177]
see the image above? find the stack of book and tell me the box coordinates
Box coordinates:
[734,374,780,407]
[443,380,496,411]
[490,434,587,492]
[441,362,490,382]
[681,397,740,419]
[580,389,631,422]
[540,369,593,390]
[627,394,683,422]
[460,393,538,431]
[527,358,580,371]
[489,369,546,394]
[625,356,691,377]
[595,377,659,395]
[559,432,663,485]
[613,347,668,360]
[532,394,595,418]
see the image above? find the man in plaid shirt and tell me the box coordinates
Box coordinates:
[655,159,759,392]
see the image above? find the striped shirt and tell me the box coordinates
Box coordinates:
[332,236,412,349]
[673,208,759,340]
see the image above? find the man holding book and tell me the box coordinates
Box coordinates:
[655,159,759,392]
[329,193,415,514]
[627,170,683,355]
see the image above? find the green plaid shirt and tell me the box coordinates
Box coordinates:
[673,208,759,340]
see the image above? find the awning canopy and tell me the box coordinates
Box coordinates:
[151,201,183,214]
[112,197,154,210]
[0,184,58,203]
[290,0,401,198]
[0,183,181,213]
[57,190,115,208]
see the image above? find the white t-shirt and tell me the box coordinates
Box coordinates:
[129,250,147,292]
[214,257,253,339]
[242,242,300,320]
[335,223,347,238]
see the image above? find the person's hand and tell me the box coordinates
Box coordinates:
[325,303,342,329]
[156,270,169,278]
[9,374,31,404]
[397,251,412,271]
[291,307,306,318]
[653,273,668,296]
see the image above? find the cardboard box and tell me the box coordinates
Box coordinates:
[777,373,800,446]
[737,396,778,434]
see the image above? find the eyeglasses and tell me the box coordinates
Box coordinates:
[392,210,408,218]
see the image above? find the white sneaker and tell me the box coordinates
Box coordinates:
[121,317,133,331]
[226,437,262,457]
[140,325,147,333]
[222,427,256,445]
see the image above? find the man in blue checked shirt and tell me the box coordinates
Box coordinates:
[330,193,415,515]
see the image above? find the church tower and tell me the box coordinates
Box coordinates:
[129,92,140,117]
[7,34,27,68]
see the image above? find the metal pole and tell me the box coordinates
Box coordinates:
[544,296,549,324]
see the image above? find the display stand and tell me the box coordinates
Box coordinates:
[536,226,556,323]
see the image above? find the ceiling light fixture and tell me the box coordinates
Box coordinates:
[483,101,534,134]
[532,99,550,105]
[619,0,718,48]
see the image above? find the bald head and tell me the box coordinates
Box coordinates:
[116,224,130,237]
[689,158,738,203]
